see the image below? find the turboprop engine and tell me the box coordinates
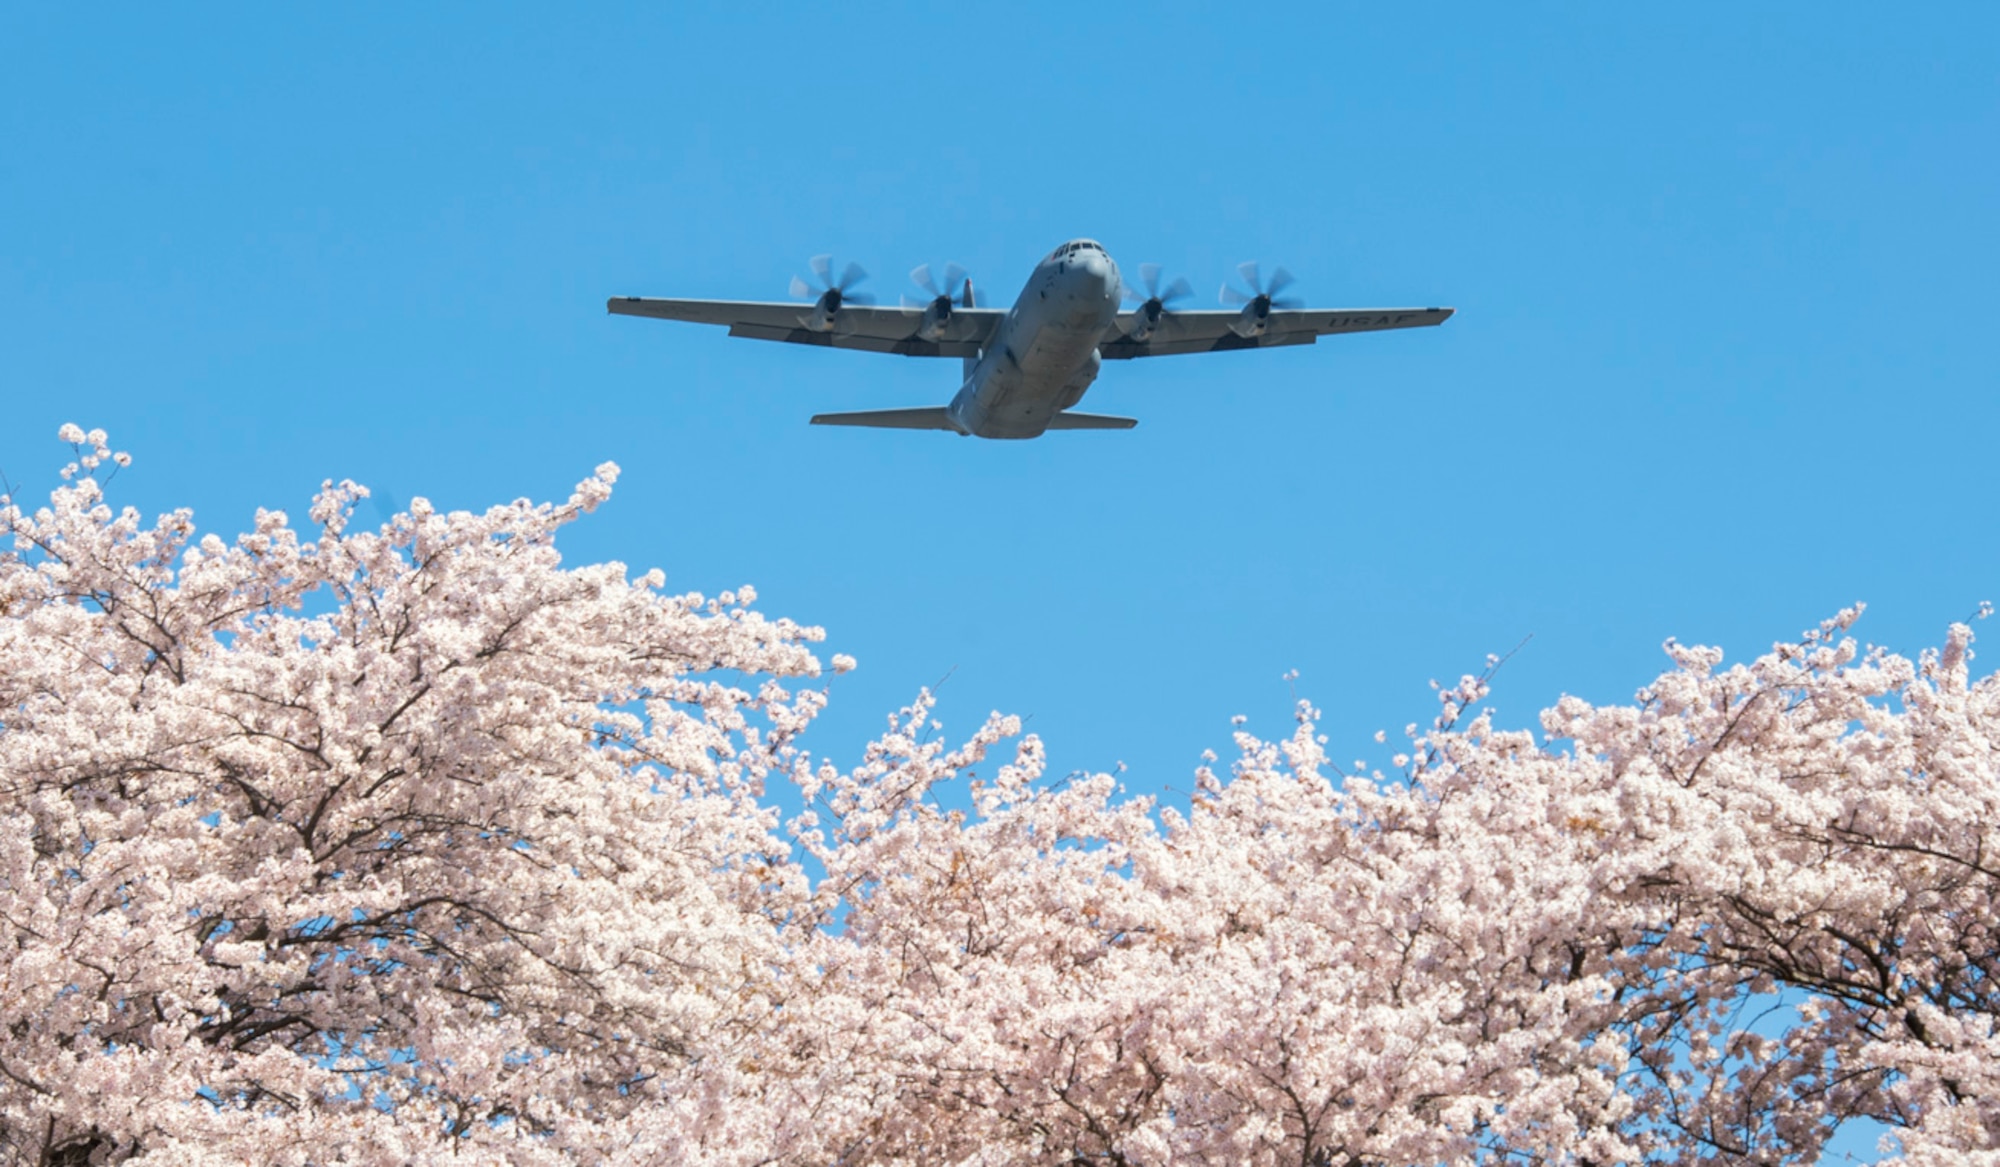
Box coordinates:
[905,263,974,342]
[1121,263,1193,342]
[790,255,872,332]
[1220,261,1301,339]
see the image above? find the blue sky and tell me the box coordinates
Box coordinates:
[2,9,1994,1150]
[7,0,1996,800]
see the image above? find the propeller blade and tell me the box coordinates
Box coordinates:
[843,291,875,306]
[836,261,867,294]
[1161,276,1192,305]
[1139,263,1164,299]
[1265,267,1295,300]
[910,264,939,298]
[942,263,968,302]
[1271,296,1304,310]
[901,293,927,309]
[1220,283,1251,307]
[1236,261,1263,294]
[789,275,815,301]
[809,254,835,289]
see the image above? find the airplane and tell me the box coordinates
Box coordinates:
[607,241,1452,439]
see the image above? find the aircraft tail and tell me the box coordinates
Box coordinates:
[809,407,963,432]
[1044,411,1138,431]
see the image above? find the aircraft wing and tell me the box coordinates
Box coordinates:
[1097,307,1454,360]
[608,296,1005,358]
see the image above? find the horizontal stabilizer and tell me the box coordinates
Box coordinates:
[1044,411,1138,431]
[809,407,963,432]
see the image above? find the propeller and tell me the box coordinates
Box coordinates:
[1128,265,1184,333]
[1122,263,1194,339]
[789,255,874,309]
[1219,261,1301,311]
[903,262,971,310]
[904,263,974,341]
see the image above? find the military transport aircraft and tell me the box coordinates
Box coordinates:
[607,241,1452,439]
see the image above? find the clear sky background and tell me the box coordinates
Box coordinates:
[3,8,1994,1156]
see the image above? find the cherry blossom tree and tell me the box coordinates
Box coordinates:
[2,425,1993,1165]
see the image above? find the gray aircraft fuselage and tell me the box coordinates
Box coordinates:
[949,239,1120,439]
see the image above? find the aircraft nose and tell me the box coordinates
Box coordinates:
[1077,251,1117,298]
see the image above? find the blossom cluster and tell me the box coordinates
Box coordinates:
[1,426,1993,1164]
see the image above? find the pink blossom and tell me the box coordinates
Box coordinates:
[1,427,1993,1164]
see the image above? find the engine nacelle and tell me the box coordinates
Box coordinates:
[802,290,846,333]
[1126,300,1165,342]
[1229,298,1271,339]
[917,295,953,341]
[792,256,872,332]
[907,266,975,340]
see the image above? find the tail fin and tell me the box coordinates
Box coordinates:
[810,407,963,432]
[1044,411,1138,431]
[960,283,980,380]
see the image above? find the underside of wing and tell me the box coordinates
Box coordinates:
[1099,307,1453,360]
[609,296,1003,358]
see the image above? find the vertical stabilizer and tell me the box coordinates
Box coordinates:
[960,280,979,384]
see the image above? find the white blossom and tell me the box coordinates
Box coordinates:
[1,426,1993,1164]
